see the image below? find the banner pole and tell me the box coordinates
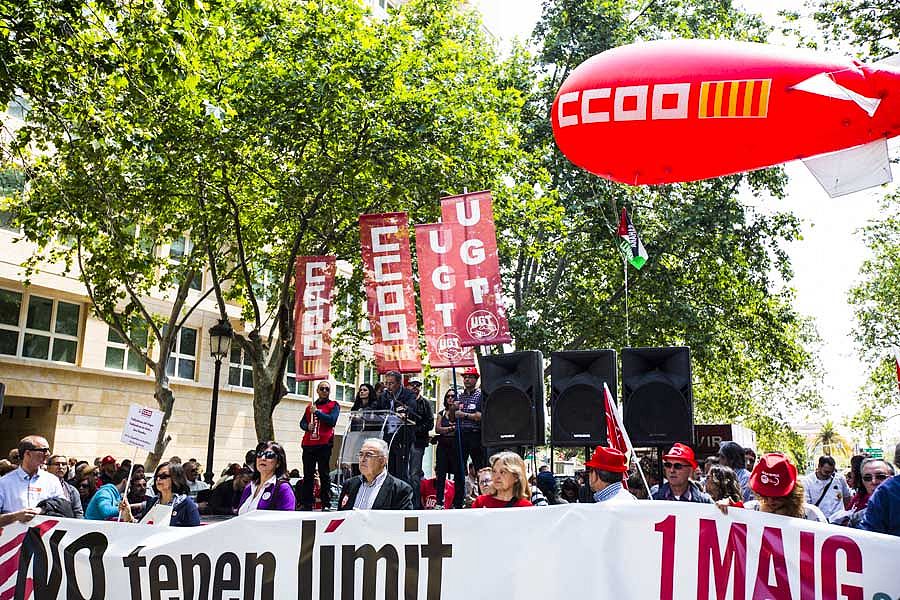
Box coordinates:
[118,447,138,522]
[451,365,465,504]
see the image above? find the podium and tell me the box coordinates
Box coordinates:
[338,410,414,487]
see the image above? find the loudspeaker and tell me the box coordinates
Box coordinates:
[479,351,545,446]
[621,347,693,446]
[0,382,4,413]
[550,350,616,446]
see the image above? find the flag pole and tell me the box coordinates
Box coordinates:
[624,256,630,347]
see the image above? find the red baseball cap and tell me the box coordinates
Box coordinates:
[100,455,117,466]
[662,443,697,470]
[584,446,628,473]
[462,367,479,377]
[749,452,798,497]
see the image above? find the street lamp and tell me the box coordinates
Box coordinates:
[205,319,233,485]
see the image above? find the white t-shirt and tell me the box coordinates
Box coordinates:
[802,473,850,519]
[744,500,828,522]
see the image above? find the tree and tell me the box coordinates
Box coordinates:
[846,193,900,435]
[493,0,822,445]
[808,0,900,59]
[810,420,853,459]
[2,0,524,448]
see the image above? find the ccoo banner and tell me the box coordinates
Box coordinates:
[2,503,898,600]
[359,212,422,373]
[294,256,337,382]
[438,191,511,347]
[414,223,476,368]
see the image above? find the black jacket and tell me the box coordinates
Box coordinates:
[337,472,414,510]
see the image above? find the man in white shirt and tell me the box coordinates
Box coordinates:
[803,455,850,520]
[0,436,65,516]
[337,438,413,510]
[585,446,636,504]
[183,460,209,497]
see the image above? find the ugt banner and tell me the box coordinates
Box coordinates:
[2,503,898,599]
[359,212,422,373]
[414,223,476,368]
[293,256,337,381]
[439,191,511,347]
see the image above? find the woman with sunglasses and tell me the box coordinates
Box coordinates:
[432,388,460,509]
[238,441,296,514]
[838,458,895,528]
[124,461,200,526]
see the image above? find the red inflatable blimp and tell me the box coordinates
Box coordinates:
[551,39,900,197]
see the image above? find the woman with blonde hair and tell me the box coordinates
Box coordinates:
[471,452,533,508]
[719,453,826,521]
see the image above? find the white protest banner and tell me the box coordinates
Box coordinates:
[1,502,898,600]
[120,404,164,453]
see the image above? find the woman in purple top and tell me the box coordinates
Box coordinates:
[238,441,296,514]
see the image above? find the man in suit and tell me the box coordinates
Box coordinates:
[373,371,420,486]
[337,438,413,510]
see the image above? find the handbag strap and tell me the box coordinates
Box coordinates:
[812,475,834,507]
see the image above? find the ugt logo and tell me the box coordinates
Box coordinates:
[436,334,466,361]
[466,310,499,340]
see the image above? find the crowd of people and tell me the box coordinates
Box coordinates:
[1,366,898,539]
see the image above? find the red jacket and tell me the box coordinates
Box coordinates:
[300,399,340,447]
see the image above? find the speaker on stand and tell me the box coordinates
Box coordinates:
[621,346,693,447]
[479,351,545,450]
[550,350,617,447]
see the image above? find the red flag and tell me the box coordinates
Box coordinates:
[293,256,337,381]
[414,223,476,368]
[604,382,630,454]
[438,191,512,347]
[359,213,422,373]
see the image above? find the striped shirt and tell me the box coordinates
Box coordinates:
[354,470,388,510]
[594,482,624,503]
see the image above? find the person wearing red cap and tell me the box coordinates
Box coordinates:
[585,446,636,504]
[732,453,826,521]
[450,366,485,509]
[651,443,712,503]
[98,455,118,486]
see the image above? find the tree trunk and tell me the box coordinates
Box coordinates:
[145,374,175,471]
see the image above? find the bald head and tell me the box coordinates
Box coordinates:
[18,436,51,475]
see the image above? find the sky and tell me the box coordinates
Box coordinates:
[472,0,900,444]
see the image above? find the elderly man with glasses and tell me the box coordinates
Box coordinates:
[337,438,413,510]
[0,435,66,524]
[651,443,712,503]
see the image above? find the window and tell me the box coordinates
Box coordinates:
[165,326,197,380]
[285,353,311,397]
[334,360,357,404]
[168,236,202,290]
[105,320,148,373]
[0,289,22,355]
[0,168,25,233]
[18,295,81,363]
[363,364,378,386]
[228,343,253,389]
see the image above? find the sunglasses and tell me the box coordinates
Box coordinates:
[155,473,171,480]
[78,482,91,489]
[862,473,890,483]
[318,387,330,391]
[257,450,278,460]
[27,447,51,454]
[663,462,690,471]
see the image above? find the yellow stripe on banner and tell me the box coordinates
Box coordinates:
[699,82,710,118]
[713,82,724,118]
[743,80,755,117]
[728,81,739,117]
[757,79,771,117]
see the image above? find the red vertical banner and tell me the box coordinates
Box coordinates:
[439,191,512,347]
[359,212,423,373]
[414,223,476,368]
[293,256,337,381]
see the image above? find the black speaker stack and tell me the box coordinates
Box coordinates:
[479,351,545,447]
[475,346,693,449]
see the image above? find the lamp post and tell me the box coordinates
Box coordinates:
[205,319,233,485]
